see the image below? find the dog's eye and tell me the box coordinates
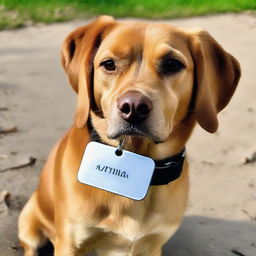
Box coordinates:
[160,58,185,75]
[100,59,116,71]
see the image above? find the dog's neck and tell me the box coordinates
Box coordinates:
[89,113,196,160]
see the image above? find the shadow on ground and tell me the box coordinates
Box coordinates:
[163,216,256,256]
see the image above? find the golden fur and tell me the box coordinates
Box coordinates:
[18,16,240,256]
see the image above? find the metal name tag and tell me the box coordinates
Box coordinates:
[77,142,155,200]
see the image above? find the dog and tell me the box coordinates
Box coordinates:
[18,16,240,256]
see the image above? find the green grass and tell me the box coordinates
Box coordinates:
[0,0,255,30]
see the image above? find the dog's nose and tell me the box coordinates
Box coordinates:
[117,91,152,123]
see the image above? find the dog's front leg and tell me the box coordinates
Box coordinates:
[54,236,84,256]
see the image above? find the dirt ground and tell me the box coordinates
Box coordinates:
[0,13,256,256]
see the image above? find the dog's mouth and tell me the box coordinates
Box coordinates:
[108,122,163,143]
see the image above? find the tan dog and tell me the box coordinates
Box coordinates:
[18,16,240,256]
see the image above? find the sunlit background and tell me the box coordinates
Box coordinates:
[0,0,255,29]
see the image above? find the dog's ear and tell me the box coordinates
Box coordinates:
[189,30,241,133]
[61,16,115,128]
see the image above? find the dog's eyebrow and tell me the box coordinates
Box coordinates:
[111,48,131,59]
[101,46,132,60]
[156,44,187,65]
[95,48,130,63]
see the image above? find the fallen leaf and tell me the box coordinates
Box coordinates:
[0,156,36,173]
[241,151,256,164]
[231,248,246,256]
[0,126,18,134]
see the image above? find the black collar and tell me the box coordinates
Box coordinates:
[151,148,186,185]
[88,121,186,186]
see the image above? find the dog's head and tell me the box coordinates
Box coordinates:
[61,16,240,150]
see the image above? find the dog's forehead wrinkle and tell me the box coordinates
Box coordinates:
[133,54,143,80]
[97,23,146,60]
[144,25,187,50]
[145,24,171,42]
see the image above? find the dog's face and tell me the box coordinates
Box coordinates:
[61,16,240,150]
[93,23,194,143]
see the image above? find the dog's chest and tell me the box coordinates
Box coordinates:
[73,215,174,255]
[71,196,180,254]
[69,172,189,254]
